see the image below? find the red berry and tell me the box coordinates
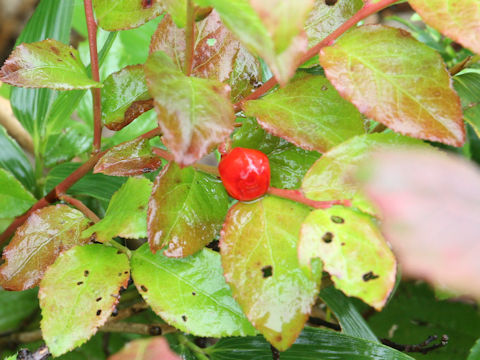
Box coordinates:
[219,147,271,201]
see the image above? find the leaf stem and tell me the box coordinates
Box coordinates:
[184,0,196,76]
[84,0,102,153]
[233,0,399,111]
[59,194,100,223]
[178,335,210,360]
[267,187,351,209]
[107,240,132,259]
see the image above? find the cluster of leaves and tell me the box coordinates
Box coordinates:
[1,0,480,359]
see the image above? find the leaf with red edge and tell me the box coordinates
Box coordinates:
[195,0,312,85]
[0,39,101,90]
[93,0,163,31]
[243,73,365,153]
[108,337,181,360]
[298,207,396,310]
[94,138,162,176]
[148,162,229,257]
[320,25,465,147]
[101,65,153,131]
[409,0,480,55]
[144,51,234,166]
[150,12,261,102]
[40,244,130,357]
[220,196,320,351]
[359,148,480,301]
[0,205,90,291]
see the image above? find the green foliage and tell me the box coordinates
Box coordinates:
[1,0,480,358]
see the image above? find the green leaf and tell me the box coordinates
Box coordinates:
[39,244,130,357]
[9,0,74,137]
[93,0,163,31]
[0,168,36,220]
[243,73,365,153]
[232,117,319,189]
[82,178,152,242]
[320,25,465,146]
[0,39,101,90]
[101,65,152,131]
[43,122,92,167]
[0,288,38,332]
[305,0,363,46]
[109,337,182,360]
[195,0,311,85]
[220,196,320,351]
[148,162,229,257]
[45,162,127,205]
[159,0,187,27]
[0,205,90,291]
[150,12,262,103]
[144,51,234,166]
[454,69,480,138]
[299,207,396,310]
[302,133,424,214]
[94,138,163,176]
[409,0,480,55]
[131,244,256,337]
[468,339,480,360]
[368,282,480,360]
[320,286,378,342]
[0,120,35,192]
[207,326,415,360]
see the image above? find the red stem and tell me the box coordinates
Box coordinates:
[59,195,101,223]
[84,0,102,153]
[184,0,195,76]
[233,0,398,111]
[267,187,351,209]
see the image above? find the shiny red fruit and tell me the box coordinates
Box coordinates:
[219,147,271,201]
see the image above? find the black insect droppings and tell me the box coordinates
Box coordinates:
[84,270,89,277]
[96,309,102,316]
[363,271,380,282]
[96,297,102,302]
[112,308,118,317]
[322,232,334,243]
[182,315,187,322]
[261,265,273,278]
[141,285,148,292]
[77,281,83,286]
[331,215,345,224]
[325,0,338,5]
[192,292,196,296]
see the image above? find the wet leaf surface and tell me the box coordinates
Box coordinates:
[0,205,90,291]
[320,25,465,146]
[131,244,256,337]
[220,196,320,351]
[145,51,234,166]
[82,178,152,242]
[148,162,229,257]
[101,65,153,131]
[93,0,163,31]
[243,73,365,153]
[409,0,480,55]
[298,206,396,310]
[108,337,181,360]
[40,244,130,357]
[0,39,101,90]
[302,133,424,214]
[150,12,261,103]
[360,148,480,300]
[94,138,163,176]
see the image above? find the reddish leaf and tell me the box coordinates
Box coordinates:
[94,138,162,176]
[150,12,261,102]
[320,25,465,146]
[0,205,90,291]
[144,51,234,166]
[359,148,480,300]
[108,337,181,360]
[409,0,480,55]
[0,39,101,90]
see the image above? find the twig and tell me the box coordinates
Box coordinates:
[267,187,351,209]
[84,0,102,153]
[381,334,449,354]
[59,194,100,223]
[184,0,196,76]
[17,345,50,360]
[271,345,281,360]
[233,0,399,111]
[0,96,34,154]
[307,317,341,331]
[100,322,176,336]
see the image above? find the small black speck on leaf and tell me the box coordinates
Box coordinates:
[96,309,102,316]
[84,270,89,277]
[363,271,380,282]
[322,232,334,243]
[77,281,83,286]
[96,297,102,302]
[182,315,187,322]
[331,215,345,224]
[261,265,273,278]
[141,285,148,292]
[192,292,196,296]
